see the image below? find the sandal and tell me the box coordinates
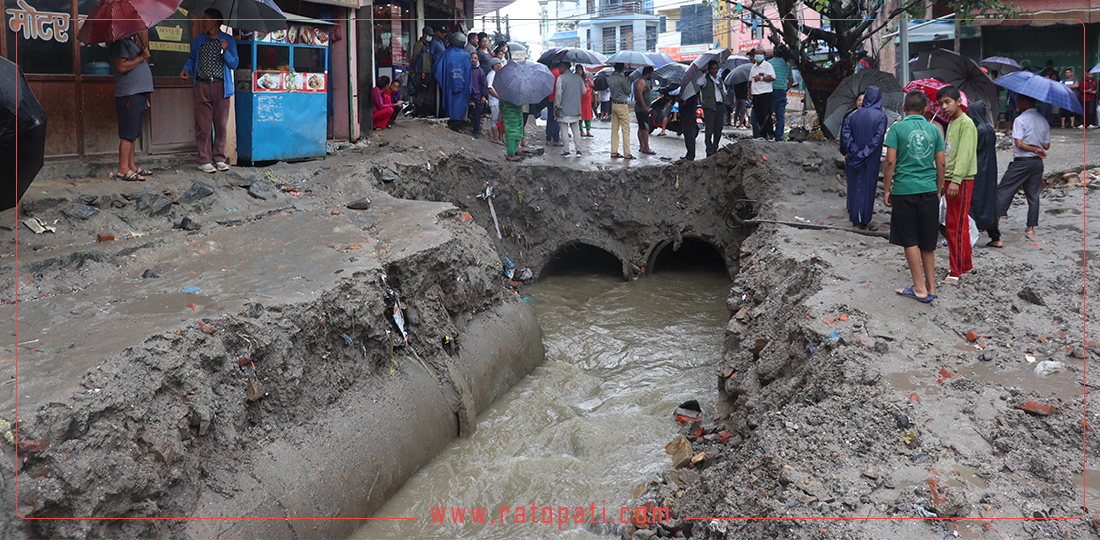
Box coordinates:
[895,285,934,303]
[120,171,145,182]
[136,168,154,176]
[943,276,959,284]
[622,155,635,160]
[610,153,623,159]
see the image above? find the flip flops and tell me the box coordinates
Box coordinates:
[136,168,154,176]
[119,171,145,182]
[896,285,934,303]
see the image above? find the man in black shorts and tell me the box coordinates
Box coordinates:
[110,31,153,181]
[633,66,656,155]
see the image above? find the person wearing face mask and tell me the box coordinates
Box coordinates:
[410,27,437,118]
[749,49,776,140]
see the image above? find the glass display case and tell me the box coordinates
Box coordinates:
[233,23,330,162]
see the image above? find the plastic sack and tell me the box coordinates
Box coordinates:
[939,196,979,247]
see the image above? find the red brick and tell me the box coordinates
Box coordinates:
[17,437,49,453]
[97,234,114,243]
[1018,401,1053,416]
[460,212,473,223]
[910,392,920,403]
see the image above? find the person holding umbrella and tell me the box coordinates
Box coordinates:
[696,60,725,157]
[555,61,585,156]
[576,64,595,137]
[633,66,656,155]
[180,9,238,174]
[965,100,998,247]
[607,63,633,159]
[841,85,888,231]
[749,49,776,140]
[991,93,1049,246]
[110,30,153,181]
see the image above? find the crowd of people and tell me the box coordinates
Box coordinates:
[842,83,1050,304]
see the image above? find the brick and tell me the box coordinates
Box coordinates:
[460,212,473,223]
[97,233,114,243]
[1017,401,1053,416]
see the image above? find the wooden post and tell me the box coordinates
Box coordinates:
[356,4,375,138]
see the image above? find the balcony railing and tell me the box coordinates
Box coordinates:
[596,2,651,17]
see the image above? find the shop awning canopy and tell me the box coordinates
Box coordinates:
[549,30,578,41]
[285,13,336,25]
[474,0,519,17]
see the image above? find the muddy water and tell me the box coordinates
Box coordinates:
[350,271,730,539]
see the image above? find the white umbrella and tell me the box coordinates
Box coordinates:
[605,50,653,67]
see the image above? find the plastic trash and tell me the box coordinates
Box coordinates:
[911,504,937,518]
[181,287,200,293]
[827,330,840,339]
[1034,360,1066,377]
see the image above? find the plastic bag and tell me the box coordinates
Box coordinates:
[939,196,979,247]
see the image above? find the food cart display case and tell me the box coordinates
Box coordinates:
[234,21,331,162]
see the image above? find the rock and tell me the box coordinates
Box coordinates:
[372,165,397,182]
[177,216,201,231]
[862,465,878,479]
[664,435,693,468]
[238,175,258,188]
[347,197,372,210]
[1063,171,1079,179]
[1033,360,1066,376]
[121,191,147,201]
[801,160,820,172]
[61,203,99,220]
[246,375,265,401]
[873,340,889,354]
[177,181,215,204]
[21,197,68,215]
[666,469,699,487]
[149,195,173,216]
[96,193,126,208]
[141,268,161,279]
[1017,287,1045,306]
[690,451,715,470]
[248,182,276,200]
[834,157,846,169]
[77,194,98,205]
[632,529,656,540]
[895,414,911,429]
[1070,346,1086,359]
[978,352,993,362]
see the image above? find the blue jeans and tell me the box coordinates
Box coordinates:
[546,104,560,142]
[771,89,787,141]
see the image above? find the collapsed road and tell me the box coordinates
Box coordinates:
[0,119,1095,539]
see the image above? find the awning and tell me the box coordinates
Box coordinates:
[550,30,578,41]
[285,13,336,25]
[474,0,518,17]
[972,9,1100,26]
[891,21,978,43]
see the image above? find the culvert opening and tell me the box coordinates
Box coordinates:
[539,242,624,278]
[649,237,727,276]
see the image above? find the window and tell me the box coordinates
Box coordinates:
[586,29,591,48]
[587,0,594,14]
[679,4,713,46]
[645,25,657,51]
[619,24,632,51]
[659,16,666,34]
[602,27,616,54]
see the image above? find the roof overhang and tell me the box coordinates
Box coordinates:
[474,0,519,17]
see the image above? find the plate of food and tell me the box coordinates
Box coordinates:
[286,73,304,91]
[298,27,313,45]
[270,29,286,42]
[257,72,282,90]
[314,28,329,46]
[287,25,298,44]
[307,73,325,90]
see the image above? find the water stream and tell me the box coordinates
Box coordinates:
[350,271,730,539]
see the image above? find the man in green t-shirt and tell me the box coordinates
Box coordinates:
[936,85,977,282]
[883,90,946,303]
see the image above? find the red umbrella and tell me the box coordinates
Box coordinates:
[903,78,969,123]
[77,0,183,45]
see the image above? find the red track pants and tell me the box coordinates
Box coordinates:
[946,179,973,278]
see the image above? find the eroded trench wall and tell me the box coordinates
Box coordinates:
[9,213,545,540]
[380,146,783,281]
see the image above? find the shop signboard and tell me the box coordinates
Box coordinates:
[389,5,406,66]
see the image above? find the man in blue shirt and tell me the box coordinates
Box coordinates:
[768,48,794,142]
[180,9,238,173]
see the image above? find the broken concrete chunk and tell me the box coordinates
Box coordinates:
[21,197,67,216]
[347,197,372,210]
[372,165,397,182]
[1017,287,1045,306]
[177,181,215,204]
[246,376,265,402]
[177,216,201,231]
[664,435,693,468]
[61,203,99,220]
[149,195,173,216]
[248,182,276,200]
[77,194,98,206]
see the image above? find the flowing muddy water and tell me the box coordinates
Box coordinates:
[351,271,731,539]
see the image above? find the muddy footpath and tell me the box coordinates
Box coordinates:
[0,116,1096,540]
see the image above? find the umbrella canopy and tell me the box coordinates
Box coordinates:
[823,69,904,139]
[542,48,606,67]
[77,0,182,44]
[994,70,1083,114]
[651,62,687,85]
[680,48,730,94]
[647,52,676,68]
[722,55,750,71]
[1090,62,1100,74]
[912,48,997,125]
[903,78,970,123]
[981,56,1021,74]
[0,57,47,212]
[179,0,286,32]
[506,42,527,60]
[723,62,752,86]
[493,60,555,106]
[605,50,653,67]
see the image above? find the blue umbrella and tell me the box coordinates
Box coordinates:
[1090,62,1100,74]
[492,60,556,106]
[994,70,1083,114]
[981,56,1021,73]
[647,52,676,68]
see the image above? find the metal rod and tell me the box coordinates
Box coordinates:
[745,219,890,238]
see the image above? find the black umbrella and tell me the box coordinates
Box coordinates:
[822,69,903,140]
[912,48,998,125]
[1,57,47,212]
[180,0,287,33]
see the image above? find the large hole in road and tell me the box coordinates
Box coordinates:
[649,237,727,276]
[539,242,624,279]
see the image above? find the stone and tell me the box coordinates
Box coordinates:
[347,197,372,210]
[1017,287,1045,306]
[96,193,126,208]
[149,195,173,216]
[1070,346,1087,359]
[978,352,993,362]
[246,375,265,401]
[873,340,889,354]
[61,203,99,220]
[895,414,911,429]
[862,465,878,479]
[248,181,276,200]
[177,216,201,231]
[238,175,258,188]
[177,180,215,204]
[121,191,147,201]
[372,165,397,182]
[690,451,715,470]
[77,194,98,205]
[632,529,656,540]
[664,435,693,468]
[141,268,161,279]
[21,197,68,215]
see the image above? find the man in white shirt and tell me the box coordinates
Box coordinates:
[486,59,503,143]
[990,94,1050,246]
[749,48,776,140]
[695,60,725,157]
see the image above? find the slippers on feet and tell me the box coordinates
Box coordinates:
[985,241,1003,248]
[136,168,154,176]
[896,285,934,303]
[610,153,623,159]
[120,171,145,182]
[943,276,959,284]
[622,155,635,160]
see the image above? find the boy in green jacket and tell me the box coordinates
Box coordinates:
[936,85,977,282]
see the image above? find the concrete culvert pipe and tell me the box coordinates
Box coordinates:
[647,236,729,278]
[538,241,629,281]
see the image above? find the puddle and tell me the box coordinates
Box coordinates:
[1076,249,1094,267]
[1072,469,1100,511]
[951,465,987,489]
[112,292,219,317]
[962,361,1084,401]
[887,370,942,397]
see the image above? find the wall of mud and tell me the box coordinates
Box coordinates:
[377,146,789,281]
[9,214,545,540]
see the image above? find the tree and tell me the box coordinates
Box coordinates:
[718,0,1018,124]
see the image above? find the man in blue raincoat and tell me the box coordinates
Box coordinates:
[842,85,889,230]
[434,33,472,133]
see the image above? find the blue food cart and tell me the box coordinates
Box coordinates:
[234,17,332,162]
